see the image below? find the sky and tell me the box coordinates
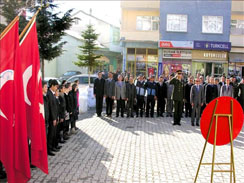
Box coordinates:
[54,1,121,27]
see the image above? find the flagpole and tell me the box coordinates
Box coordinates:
[0,16,19,40]
[19,7,41,41]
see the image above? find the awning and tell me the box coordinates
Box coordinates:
[229,53,244,63]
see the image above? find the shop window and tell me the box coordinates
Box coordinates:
[214,63,224,77]
[127,48,135,54]
[136,48,146,54]
[136,16,159,31]
[202,16,223,34]
[148,49,158,55]
[167,14,187,32]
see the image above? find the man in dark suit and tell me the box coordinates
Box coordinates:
[0,161,6,179]
[184,76,193,117]
[190,78,204,126]
[46,79,59,156]
[104,72,115,117]
[170,70,184,126]
[219,76,226,87]
[205,77,218,105]
[157,75,167,117]
[94,72,105,117]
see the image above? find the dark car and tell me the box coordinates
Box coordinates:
[59,71,82,81]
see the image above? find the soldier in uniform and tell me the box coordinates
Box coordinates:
[169,70,184,126]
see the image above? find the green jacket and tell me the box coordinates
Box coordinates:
[169,77,184,101]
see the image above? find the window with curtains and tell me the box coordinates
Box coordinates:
[166,14,187,32]
[202,16,223,34]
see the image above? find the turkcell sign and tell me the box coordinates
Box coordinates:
[158,40,193,49]
[194,41,231,51]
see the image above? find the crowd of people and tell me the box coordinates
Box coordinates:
[94,70,244,127]
[1,69,244,180]
[43,79,80,156]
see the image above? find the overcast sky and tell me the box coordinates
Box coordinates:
[55,1,121,27]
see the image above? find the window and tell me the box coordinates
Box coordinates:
[136,16,159,31]
[166,14,187,32]
[75,19,79,25]
[231,20,244,29]
[202,16,223,34]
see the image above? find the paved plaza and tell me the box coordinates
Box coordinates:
[29,109,244,183]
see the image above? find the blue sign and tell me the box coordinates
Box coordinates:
[158,63,162,78]
[194,41,231,51]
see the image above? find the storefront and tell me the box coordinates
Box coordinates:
[126,48,158,77]
[162,49,192,77]
[192,50,228,77]
[158,40,194,77]
[229,52,244,78]
[192,40,231,78]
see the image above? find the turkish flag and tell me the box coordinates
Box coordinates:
[20,20,48,174]
[0,19,31,182]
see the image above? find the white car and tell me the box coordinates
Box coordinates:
[66,74,97,88]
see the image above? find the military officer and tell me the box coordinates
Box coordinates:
[169,70,184,126]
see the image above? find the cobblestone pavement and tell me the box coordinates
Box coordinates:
[29,109,244,183]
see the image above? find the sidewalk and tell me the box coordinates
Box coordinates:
[30,110,244,183]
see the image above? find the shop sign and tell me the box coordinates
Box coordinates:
[194,40,231,51]
[158,40,193,49]
[192,50,228,61]
[163,49,192,59]
[229,53,244,63]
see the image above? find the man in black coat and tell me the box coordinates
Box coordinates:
[126,76,137,117]
[42,81,49,138]
[94,72,105,117]
[46,79,59,156]
[205,77,218,105]
[144,75,158,117]
[184,76,193,117]
[135,74,146,117]
[0,162,6,180]
[157,75,167,117]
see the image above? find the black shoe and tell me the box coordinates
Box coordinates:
[136,115,138,117]
[51,148,59,152]
[196,123,199,126]
[191,122,195,126]
[173,123,177,126]
[178,123,181,126]
[170,114,173,117]
[56,145,62,150]
[48,151,55,156]
[30,164,36,169]
[145,115,149,118]
[63,135,69,140]
[0,171,7,179]
[59,139,65,144]
[131,115,134,118]
[121,115,124,118]
[160,114,164,117]
[116,115,119,117]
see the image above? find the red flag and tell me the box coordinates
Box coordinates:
[20,19,48,174]
[0,18,31,183]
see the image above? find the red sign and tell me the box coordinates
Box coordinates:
[200,97,244,146]
[159,41,173,48]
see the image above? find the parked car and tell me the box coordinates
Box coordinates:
[44,77,61,86]
[66,74,97,87]
[59,71,82,81]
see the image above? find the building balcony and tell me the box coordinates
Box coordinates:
[121,1,159,10]
[230,34,244,47]
[121,30,159,42]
